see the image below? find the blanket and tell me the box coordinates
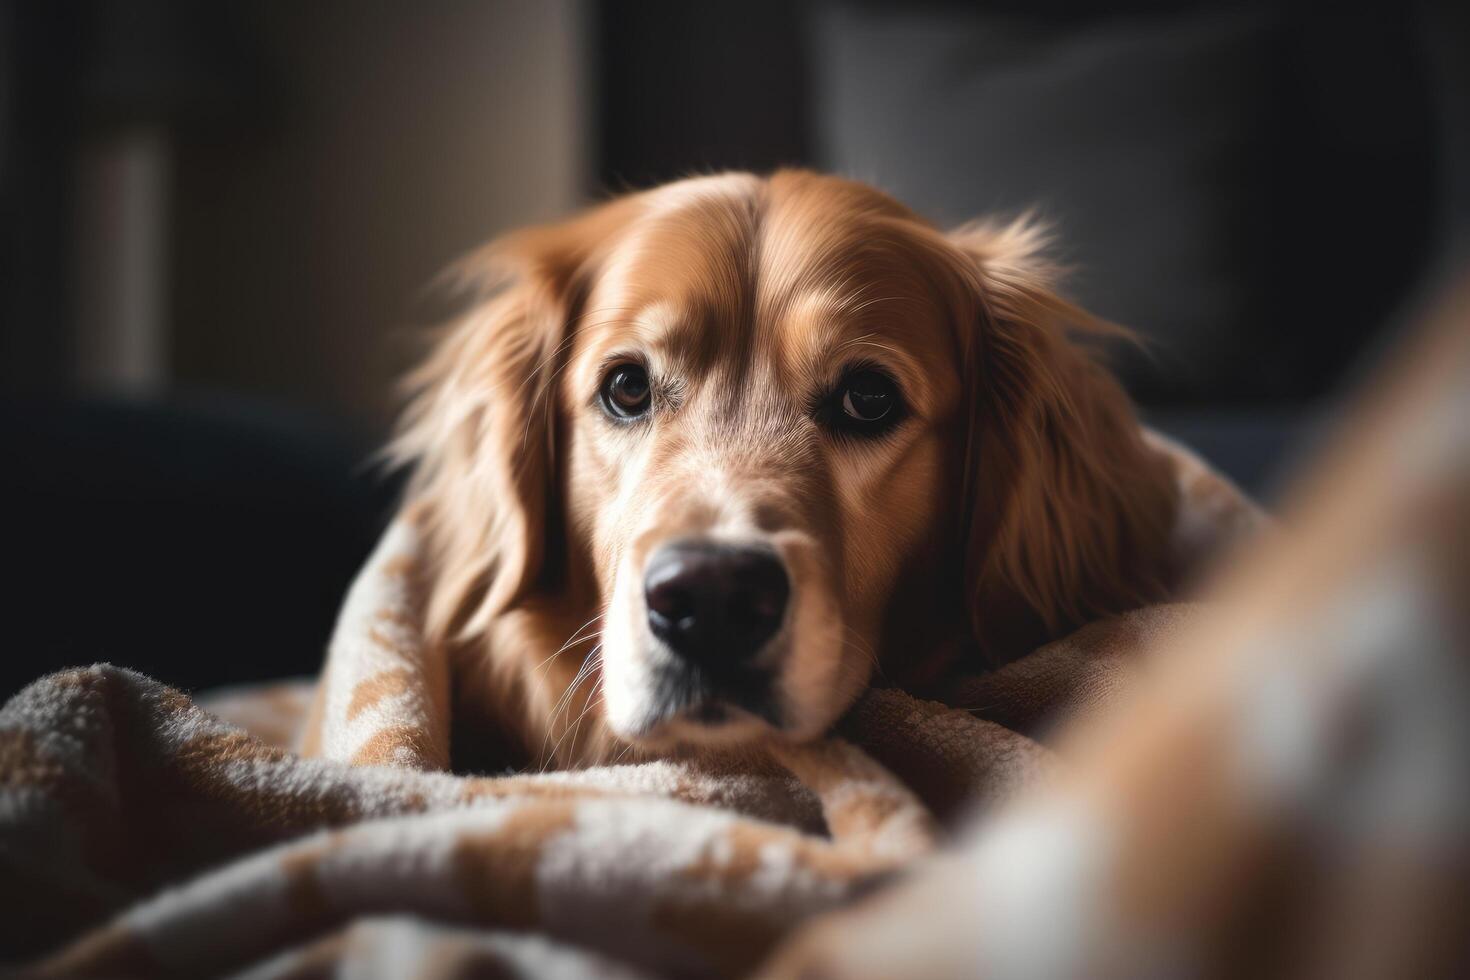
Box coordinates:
[2,432,1263,976]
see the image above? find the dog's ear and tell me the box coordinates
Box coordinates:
[948,218,1179,660]
[394,197,640,645]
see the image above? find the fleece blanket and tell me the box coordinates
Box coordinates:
[1,436,1262,978]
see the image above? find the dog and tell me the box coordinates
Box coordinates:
[392,170,1180,769]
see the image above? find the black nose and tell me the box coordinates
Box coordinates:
[644,541,789,666]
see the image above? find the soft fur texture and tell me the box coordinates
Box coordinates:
[390,171,1180,769]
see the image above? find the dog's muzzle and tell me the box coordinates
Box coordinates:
[641,539,789,725]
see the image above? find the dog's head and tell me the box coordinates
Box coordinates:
[400,171,1175,757]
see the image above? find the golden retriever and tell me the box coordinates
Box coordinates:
[393,170,1179,769]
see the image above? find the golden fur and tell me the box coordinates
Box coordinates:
[392,171,1179,769]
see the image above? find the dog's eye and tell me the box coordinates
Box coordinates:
[600,364,652,419]
[840,371,897,422]
[816,367,905,438]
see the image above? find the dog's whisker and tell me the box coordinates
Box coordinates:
[534,655,587,726]
[832,329,878,353]
[553,675,605,768]
[506,305,635,402]
[840,624,883,671]
[506,330,581,403]
[610,739,636,767]
[552,653,597,723]
[520,348,588,451]
[559,620,605,654]
[949,702,1003,715]
[507,306,635,406]
[537,648,601,769]
[531,615,606,680]
[844,295,908,316]
[540,645,603,770]
[556,615,605,658]
[512,311,638,452]
[840,628,882,681]
[530,632,602,682]
[566,305,639,328]
[842,336,906,360]
[544,651,604,770]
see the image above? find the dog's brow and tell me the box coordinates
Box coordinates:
[622,303,695,371]
[650,307,739,376]
[579,306,667,356]
[779,292,930,397]
[634,302,682,336]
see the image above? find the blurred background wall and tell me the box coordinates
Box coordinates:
[2,0,1467,694]
[5,0,588,425]
[6,0,1469,427]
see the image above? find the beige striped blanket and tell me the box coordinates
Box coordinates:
[0,431,1261,978]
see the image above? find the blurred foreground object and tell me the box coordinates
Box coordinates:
[766,270,1470,979]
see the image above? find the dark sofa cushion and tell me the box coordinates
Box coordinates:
[0,395,400,698]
